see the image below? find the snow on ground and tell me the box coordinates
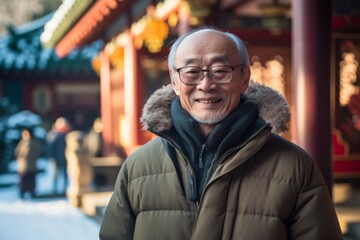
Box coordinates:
[0,159,101,240]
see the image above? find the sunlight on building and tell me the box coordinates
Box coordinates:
[339,52,359,106]
[250,55,285,96]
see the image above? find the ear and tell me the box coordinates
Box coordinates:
[240,66,251,93]
[169,69,181,95]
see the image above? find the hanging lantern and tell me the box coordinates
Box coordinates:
[143,16,169,53]
[109,46,124,69]
[168,12,178,27]
[91,55,101,75]
[131,17,147,50]
[134,33,144,49]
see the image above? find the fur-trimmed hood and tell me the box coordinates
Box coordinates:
[140,81,290,134]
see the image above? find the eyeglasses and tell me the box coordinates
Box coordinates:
[174,65,243,85]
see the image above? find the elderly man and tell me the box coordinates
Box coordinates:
[99,27,343,240]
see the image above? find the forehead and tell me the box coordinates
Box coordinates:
[175,30,238,65]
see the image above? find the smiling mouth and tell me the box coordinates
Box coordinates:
[196,98,222,104]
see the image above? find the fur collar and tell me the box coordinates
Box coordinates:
[140,81,290,134]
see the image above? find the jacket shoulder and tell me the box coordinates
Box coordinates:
[264,134,312,160]
[250,134,319,190]
[122,137,173,180]
[126,137,165,162]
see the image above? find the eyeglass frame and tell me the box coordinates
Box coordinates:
[173,65,244,85]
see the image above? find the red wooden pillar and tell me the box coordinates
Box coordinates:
[292,0,333,194]
[122,31,144,154]
[100,50,113,156]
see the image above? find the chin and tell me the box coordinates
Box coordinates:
[192,113,225,125]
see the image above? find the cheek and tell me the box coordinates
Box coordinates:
[179,89,193,105]
[175,83,193,97]
[224,84,243,107]
[180,88,196,109]
[173,84,194,109]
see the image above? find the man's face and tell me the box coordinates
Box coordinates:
[170,30,250,125]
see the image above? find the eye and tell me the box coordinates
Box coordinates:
[183,67,201,74]
[212,66,232,75]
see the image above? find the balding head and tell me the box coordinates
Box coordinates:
[167,27,250,77]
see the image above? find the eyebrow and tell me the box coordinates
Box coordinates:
[182,57,199,66]
[181,55,231,66]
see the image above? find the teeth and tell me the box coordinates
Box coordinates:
[198,99,220,103]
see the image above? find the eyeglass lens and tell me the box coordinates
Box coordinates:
[179,66,233,84]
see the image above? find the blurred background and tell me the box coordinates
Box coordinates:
[0,0,360,239]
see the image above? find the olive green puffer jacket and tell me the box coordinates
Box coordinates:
[99,82,343,240]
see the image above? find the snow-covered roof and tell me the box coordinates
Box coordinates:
[0,13,103,78]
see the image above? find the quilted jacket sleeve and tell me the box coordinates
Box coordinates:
[287,159,343,240]
[99,160,136,240]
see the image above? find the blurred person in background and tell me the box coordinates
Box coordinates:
[14,128,43,199]
[47,117,71,195]
[85,117,103,158]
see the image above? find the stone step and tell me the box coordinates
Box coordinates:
[81,191,113,217]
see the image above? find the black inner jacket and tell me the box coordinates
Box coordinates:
[162,95,268,200]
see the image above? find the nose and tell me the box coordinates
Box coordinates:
[196,73,216,91]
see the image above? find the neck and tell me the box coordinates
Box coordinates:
[199,123,215,137]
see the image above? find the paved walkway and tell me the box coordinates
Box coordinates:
[0,160,100,240]
[0,194,100,240]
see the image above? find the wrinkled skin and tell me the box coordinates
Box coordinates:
[170,30,250,137]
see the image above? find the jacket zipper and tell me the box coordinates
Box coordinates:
[199,143,206,169]
[187,163,200,212]
[187,162,198,204]
[189,143,206,208]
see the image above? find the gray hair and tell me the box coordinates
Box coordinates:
[167,26,250,79]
